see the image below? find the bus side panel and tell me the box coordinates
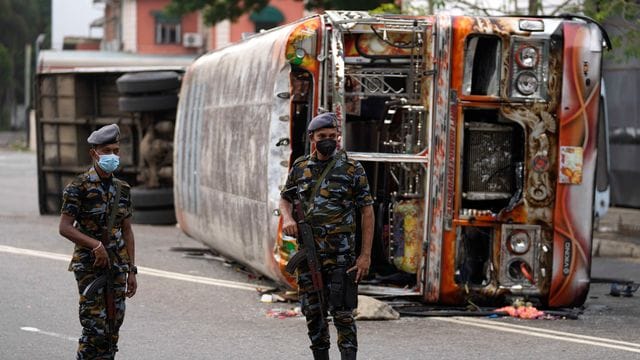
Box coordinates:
[423,14,452,302]
[174,26,297,282]
[549,22,602,307]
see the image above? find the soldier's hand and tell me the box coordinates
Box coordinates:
[348,254,371,283]
[126,273,137,298]
[282,218,299,237]
[92,243,110,268]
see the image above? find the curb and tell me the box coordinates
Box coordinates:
[592,237,640,258]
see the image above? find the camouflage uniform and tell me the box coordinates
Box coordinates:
[61,166,132,359]
[281,150,374,353]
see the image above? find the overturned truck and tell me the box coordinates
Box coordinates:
[35,51,194,224]
[174,11,610,307]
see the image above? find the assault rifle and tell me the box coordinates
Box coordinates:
[284,200,326,322]
[83,180,121,354]
[82,230,116,354]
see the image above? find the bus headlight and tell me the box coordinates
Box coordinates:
[515,71,539,95]
[516,46,539,68]
[508,231,531,254]
[510,40,548,100]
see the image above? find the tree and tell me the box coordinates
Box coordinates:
[0,0,50,129]
[166,0,392,26]
[402,0,639,60]
[582,0,640,59]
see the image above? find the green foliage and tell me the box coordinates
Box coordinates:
[166,0,392,25]
[303,0,389,11]
[0,45,12,84]
[370,3,401,15]
[0,44,13,128]
[582,0,640,60]
[0,0,50,126]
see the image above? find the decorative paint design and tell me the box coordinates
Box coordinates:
[501,105,557,214]
[424,13,451,302]
[444,90,457,230]
[500,34,563,226]
[285,18,321,73]
[559,146,584,184]
[344,31,415,58]
[331,26,346,128]
[550,22,602,307]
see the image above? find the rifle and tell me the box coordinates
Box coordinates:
[285,199,326,323]
[102,234,117,353]
[83,180,121,354]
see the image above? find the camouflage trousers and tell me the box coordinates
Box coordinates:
[298,250,358,352]
[74,270,127,360]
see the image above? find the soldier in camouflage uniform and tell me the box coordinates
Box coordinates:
[280,113,375,360]
[59,124,138,359]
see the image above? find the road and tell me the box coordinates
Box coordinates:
[1,149,639,359]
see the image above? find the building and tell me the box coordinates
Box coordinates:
[95,0,307,54]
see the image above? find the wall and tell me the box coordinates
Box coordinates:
[136,0,199,55]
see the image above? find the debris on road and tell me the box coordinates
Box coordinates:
[355,295,400,320]
[266,307,303,319]
[494,304,544,319]
[610,282,639,297]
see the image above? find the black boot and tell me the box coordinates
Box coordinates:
[340,348,356,360]
[313,349,330,360]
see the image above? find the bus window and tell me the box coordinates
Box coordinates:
[463,36,501,96]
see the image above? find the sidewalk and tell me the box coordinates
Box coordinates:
[0,131,26,149]
[594,207,640,258]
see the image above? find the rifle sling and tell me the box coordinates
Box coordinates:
[304,152,340,216]
[102,179,122,246]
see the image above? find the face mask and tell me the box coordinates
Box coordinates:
[96,154,120,173]
[316,139,337,157]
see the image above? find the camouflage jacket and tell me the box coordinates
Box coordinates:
[281,150,374,240]
[61,167,132,272]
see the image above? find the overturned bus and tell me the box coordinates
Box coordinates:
[174,11,610,307]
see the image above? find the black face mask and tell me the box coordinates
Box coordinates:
[316,139,337,157]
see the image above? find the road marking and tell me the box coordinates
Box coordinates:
[433,317,640,354]
[459,317,640,348]
[0,245,262,292]
[20,327,76,342]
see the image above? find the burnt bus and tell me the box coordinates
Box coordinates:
[174,11,610,307]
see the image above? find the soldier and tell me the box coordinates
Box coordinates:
[280,112,375,360]
[59,124,138,359]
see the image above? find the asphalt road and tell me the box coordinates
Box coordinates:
[1,150,639,360]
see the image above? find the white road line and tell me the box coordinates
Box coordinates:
[459,317,640,348]
[0,245,261,292]
[20,327,76,342]
[432,317,640,354]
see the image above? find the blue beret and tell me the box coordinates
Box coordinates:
[87,124,120,145]
[308,112,338,133]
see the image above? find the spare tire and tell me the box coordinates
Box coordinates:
[131,187,173,208]
[119,94,178,112]
[117,71,181,94]
[132,208,176,225]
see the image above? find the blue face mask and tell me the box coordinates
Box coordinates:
[97,154,120,173]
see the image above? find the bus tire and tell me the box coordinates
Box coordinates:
[131,187,174,208]
[131,207,176,225]
[118,94,178,112]
[116,71,181,94]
